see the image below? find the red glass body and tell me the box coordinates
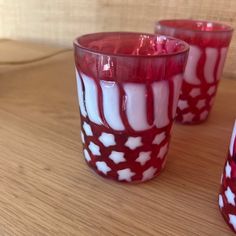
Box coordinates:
[219,121,236,233]
[74,32,189,182]
[155,20,233,124]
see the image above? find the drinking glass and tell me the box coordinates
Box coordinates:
[74,32,189,182]
[155,20,233,124]
[219,120,236,233]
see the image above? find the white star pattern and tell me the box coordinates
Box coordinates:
[158,143,168,159]
[200,110,208,121]
[153,132,166,145]
[81,131,85,143]
[125,137,142,150]
[109,151,126,164]
[225,161,232,178]
[178,100,188,110]
[229,214,236,231]
[88,142,101,156]
[189,88,201,97]
[142,167,157,182]
[96,161,111,175]
[207,85,216,96]
[182,112,195,122]
[83,149,91,162]
[225,186,235,206]
[219,194,224,208]
[117,168,135,182]
[196,99,206,109]
[136,151,151,166]
[99,132,116,147]
[83,122,93,136]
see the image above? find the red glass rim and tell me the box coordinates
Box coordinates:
[74,31,189,58]
[156,19,234,33]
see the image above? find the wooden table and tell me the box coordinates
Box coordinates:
[0,40,236,236]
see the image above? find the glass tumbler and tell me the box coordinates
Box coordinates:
[219,120,236,233]
[155,19,233,124]
[74,32,189,183]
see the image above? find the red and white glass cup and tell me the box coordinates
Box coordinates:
[219,120,236,233]
[155,20,233,124]
[74,32,189,183]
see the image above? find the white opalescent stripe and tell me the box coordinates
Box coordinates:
[204,47,218,83]
[124,84,151,131]
[184,45,201,85]
[152,81,169,128]
[81,73,102,125]
[230,120,236,156]
[172,74,183,118]
[76,70,87,117]
[100,81,125,130]
[217,47,228,81]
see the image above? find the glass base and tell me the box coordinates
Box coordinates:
[84,158,166,183]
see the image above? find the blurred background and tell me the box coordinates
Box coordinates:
[0,0,235,78]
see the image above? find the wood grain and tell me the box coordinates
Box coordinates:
[0,0,235,79]
[0,41,236,235]
[0,40,68,63]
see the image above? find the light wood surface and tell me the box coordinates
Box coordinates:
[0,0,236,79]
[0,41,236,236]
